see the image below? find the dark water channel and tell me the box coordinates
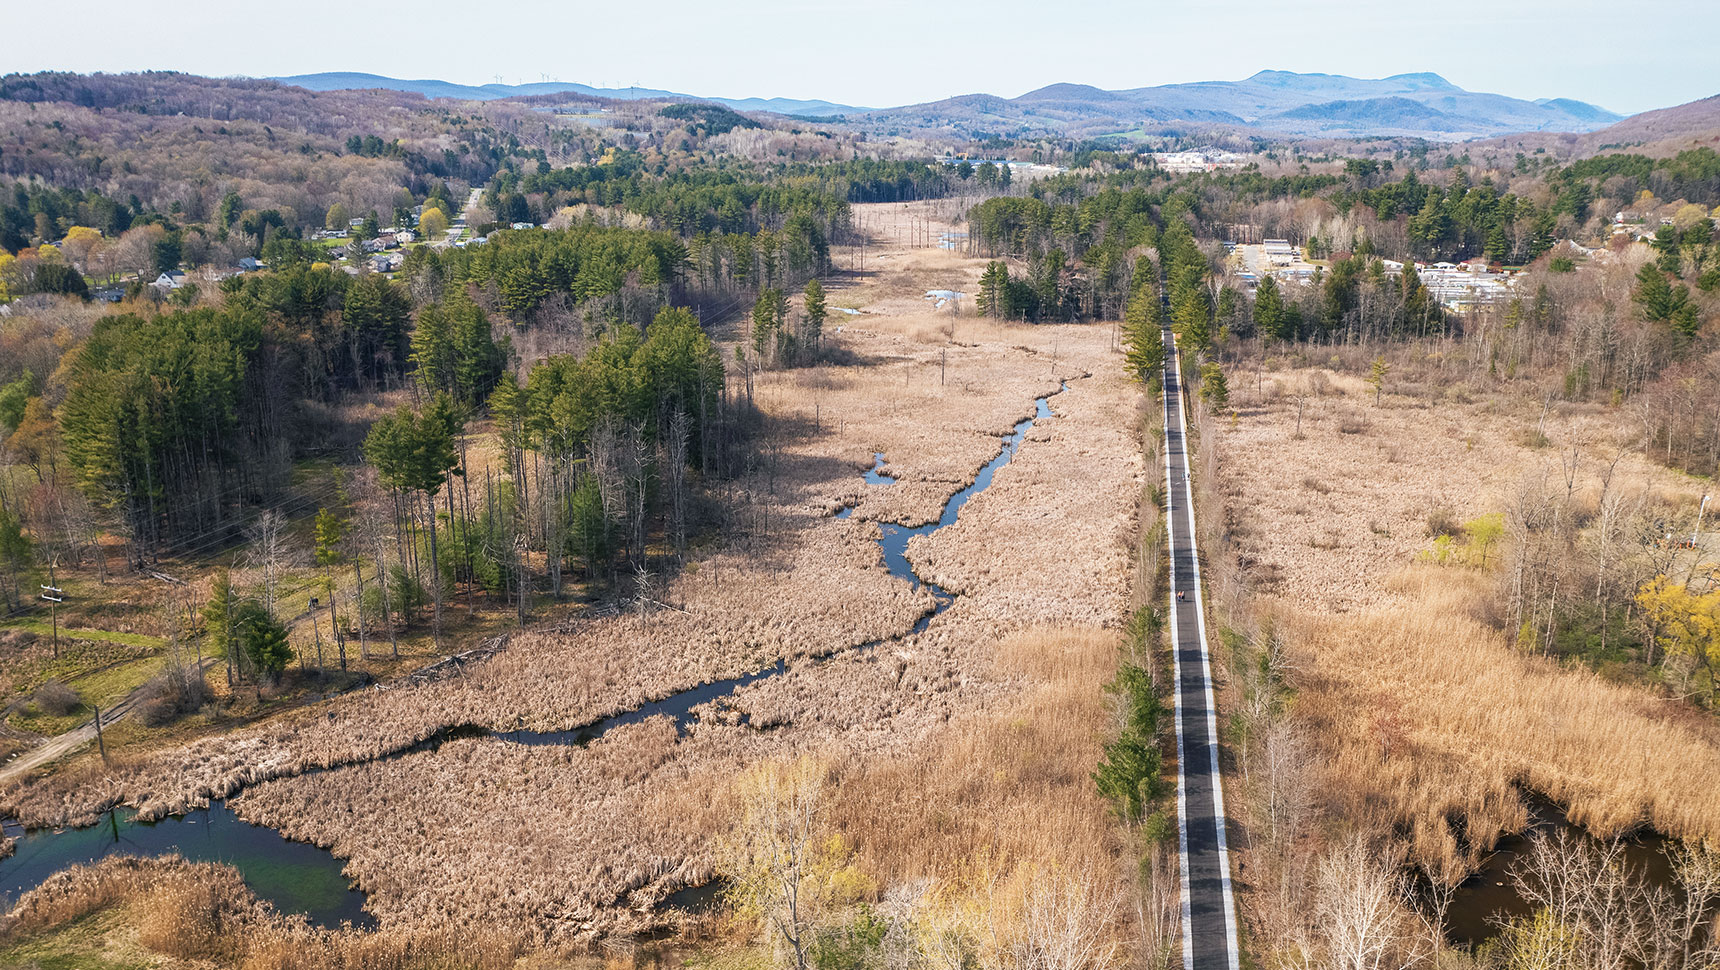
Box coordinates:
[507,381,1065,742]
[0,384,1067,924]
[1443,794,1674,949]
[0,801,372,928]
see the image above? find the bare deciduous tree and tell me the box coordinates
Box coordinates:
[243,509,290,620]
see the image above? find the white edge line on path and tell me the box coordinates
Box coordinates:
[1164,332,1196,970]
[1171,338,1243,970]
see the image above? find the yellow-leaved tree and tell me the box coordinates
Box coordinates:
[1636,575,1720,703]
[60,226,104,269]
[716,757,872,970]
[418,207,450,239]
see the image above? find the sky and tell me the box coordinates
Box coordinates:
[8,0,1716,116]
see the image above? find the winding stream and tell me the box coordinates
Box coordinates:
[0,382,1068,922]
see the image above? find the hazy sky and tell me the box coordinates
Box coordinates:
[9,0,1715,116]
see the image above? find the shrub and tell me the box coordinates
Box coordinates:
[1425,506,1463,539]
[34,680,81,716]
[138,664,212,726]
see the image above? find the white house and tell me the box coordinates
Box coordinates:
[151,271,186,291]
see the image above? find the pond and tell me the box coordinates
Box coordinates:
[1442,794,1673,949]
[1,800,372,928]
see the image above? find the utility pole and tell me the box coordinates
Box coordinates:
[1686,494,1711,585]
[93,703,106,762]
[41,562,63,659]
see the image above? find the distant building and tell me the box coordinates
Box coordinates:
[236,256,261,272]
[151,271,186,291]
[1150,147,1244,174]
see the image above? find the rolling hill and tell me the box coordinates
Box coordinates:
[272,72,867,118]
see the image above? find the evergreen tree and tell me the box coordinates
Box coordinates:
[801,279,826,348]
[1254,275,1288,341]
[204,568,240,682]
[1037,249,1065,321]
[233,599,292,678]
[1199,362,1229,410]
[976,261,1009,318]
[1122,280,1165,383]
[448,294,505,405]
[1367,356,1389,405]
[1174,281,1212,353]
[752,288,786,363]
[410,302,455,396]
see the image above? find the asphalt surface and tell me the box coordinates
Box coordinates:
[1161,325,1241,970]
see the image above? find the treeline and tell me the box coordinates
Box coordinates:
[412,218,828,328]
[493,306,729,587]
[1553,147,1720,208]
[491,154,957,235]
[967,191,1171,322]
[57,308,284,558]
[974,147,1719,280]
[32,259,512,558]
[1337,169,1559,264]
[1,183,140,253]
[447,224,690,320]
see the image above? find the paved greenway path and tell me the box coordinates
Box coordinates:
[1160,325,1242,970]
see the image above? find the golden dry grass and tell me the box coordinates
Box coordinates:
[1295,566,1720,862]
[1209,363,1720,880]
[824,626,1125,886]
[1218,365,1701,612]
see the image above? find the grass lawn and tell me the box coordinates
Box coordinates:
[0,908,160,970]
[0,619,164,650]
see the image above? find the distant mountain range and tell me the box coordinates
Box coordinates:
[272,70,1634,140]
[861,71,1625,141]
[271,72,867,118]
